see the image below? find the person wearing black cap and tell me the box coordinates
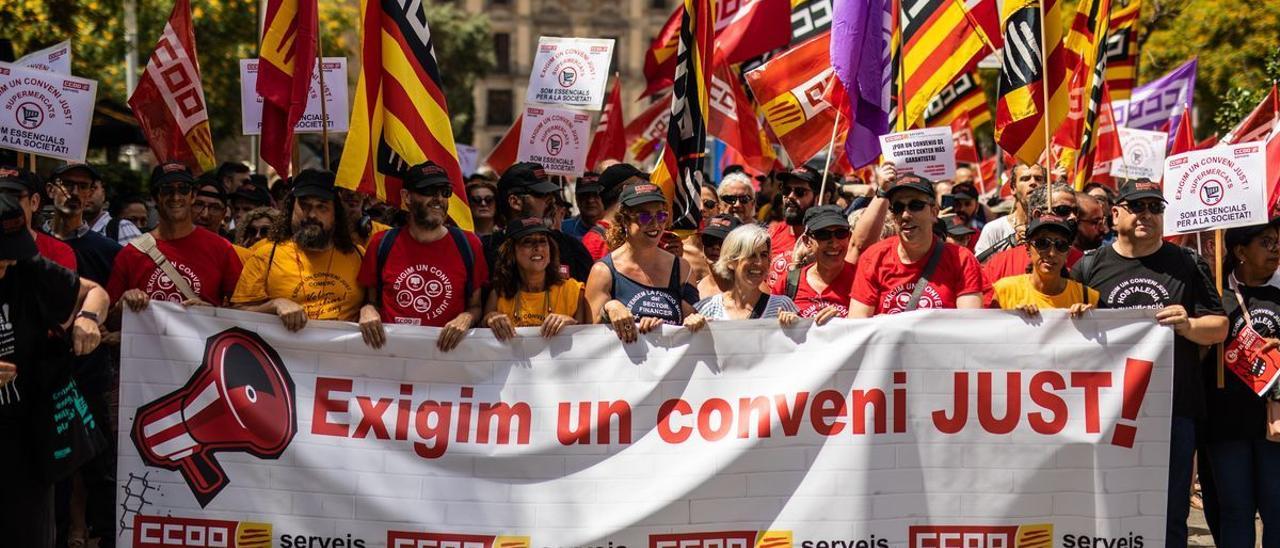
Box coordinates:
[849,174,985,317]
[694,214,743,297]
[488,162,593,283]
[1200,218,1280,548]
[989,215,1098,316]
[482,217,587,340]
[0,166,78,271]
[232,169,368,337]
[0,193,109,548]
[772,205,856,325]
[106,162,244,315]
[1070,177,1227,548]
[947,182,985,233]
[192,175,231,237]
[358,161,489,351]
[766,164,824,288]
[561,172,605,241]
[44,166,123,287]
[581,163,645,261]
[216,161,251,195]
[945,223,976,248]
[585,182,707,342]
[230,179,273,227]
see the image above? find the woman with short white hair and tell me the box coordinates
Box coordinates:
[695,224,799,324]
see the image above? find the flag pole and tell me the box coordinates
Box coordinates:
[315,8,331,171]
[1039,0,1053,213]
[894,0,906,132]
[819,104,842,205]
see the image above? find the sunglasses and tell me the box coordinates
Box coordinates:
[889,199,931,215]
[157,182,194,196]
[1030,238,1072,253]
[1050,205,1077,218]
[702,199,718,209]
[470,195,494,205]
[809,228,852,241]
[782,186,812,198]
[415,187,453,199]
[720,195,752,205]
[1121,200,1165,215]
[636,211,670,226]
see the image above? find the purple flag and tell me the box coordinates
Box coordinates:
[1115,58,1197,145]
[830,0,892,169]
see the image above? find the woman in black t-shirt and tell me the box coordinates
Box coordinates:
[1205,220,1280,548]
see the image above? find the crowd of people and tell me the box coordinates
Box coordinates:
[0,154,1272,548]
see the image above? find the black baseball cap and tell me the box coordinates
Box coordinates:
[51,162,102,181]
[0,165,40,194]
[803,204,849,232]
[233,180,272,205]
[576,172,603,194]
[883,173,937,200]
[290,169,337,201]
[780,165,822,190]
[0,194,36,261]
[946,223,976,238]
[403,161,453,193]
[195,174,227,200]
[505,217,551,241]
[950,182,979,200]
[1026,214,1076,239]
[499,162,559,196]
[701,214,742,240]
[619,182,666,207]
[150,162,196,188]
[599,163,647,191]
[1116,178,1165,203]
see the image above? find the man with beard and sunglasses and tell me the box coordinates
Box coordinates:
[358,162,489,351]
[981,183,1083,289]
[106,163,244,315]
[1070,178,1227,548]
[232,170,368,337]
[44,164,122,287]
[849,174,985,317]
[773,205,855,325]
[766,165,823,287]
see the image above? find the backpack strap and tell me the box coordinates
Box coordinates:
[784,267,803,300]
[129,233,199,301]
[374,227,401,309]
[905,238,945,312]
[447,226,475,298]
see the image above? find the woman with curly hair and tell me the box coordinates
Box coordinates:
[482,218,586,339]
[584,182,707,343]
[234,206,282,250]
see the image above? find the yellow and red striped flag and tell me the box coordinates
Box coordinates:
[893,0,996,130]
[923,70,992,129]
[335,0,472,230]
[649,0,716,231]
[1056,0,1111,187]
[1102,0,1140,100]
[994,0,1069,166]
[257,0,318,177]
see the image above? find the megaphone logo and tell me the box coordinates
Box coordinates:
[131,328,297,507]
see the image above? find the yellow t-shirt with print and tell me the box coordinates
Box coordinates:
[493,278,583,326]
[232,240,366,321]
[992,274,1100,310]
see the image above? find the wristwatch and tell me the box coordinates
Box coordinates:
[76,310,101,325]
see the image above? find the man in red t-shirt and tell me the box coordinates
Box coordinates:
[766,165,824,287]
[772,205,854,325]
[0,166,77,270]
[107,163,244,316]
[359,162,489,351]
[850,174,986,316]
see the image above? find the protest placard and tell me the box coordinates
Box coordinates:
[239,57,349,135]
[0,62,97,162]
[1114,128,1169,180]
[1163,142,1269,234]
[517,106,591,176]
[878,126,956,180]
[456,144,478,177]
[118,304,1173,548]
[527,37,614,110]
[16,40,72,75]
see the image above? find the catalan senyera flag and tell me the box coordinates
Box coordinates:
[923,71,992,128]
[128,0,216,173]
[893,0,996,130]
[1102,0,1140,100]
[994,0,1069,166]
[649,0,716,231]
[257,0,318,177]
[585,77,626,171]
[1057,0,1111,188]
[624,96,671,163]
[336,0,471,230]
[483,114,522,175]
[745,32,844,166]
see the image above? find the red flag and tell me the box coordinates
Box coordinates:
[952,113,980,164]
[1087,83,1123,188]
[1221,84,1280,213]
[708,62,767,170]
[1169,103,1195,156]
[1197,134,1219,150]
[128,0,216,173]
[483,114,522,175]
[585,78,626,171]
[642,8,683,98]
[624,95,671,163]
[744,32,845,166]
[257,0,318,176]
[643,0,790,99]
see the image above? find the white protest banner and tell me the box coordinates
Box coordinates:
[457,144,479,177]
[119,303,1173,548]
[0,62,97,162]
[517,105,591,176]
[1114,128,1168,181]
[16,40,72,75]
[239,58,349,135]
[1163,142,1269,235]
[527,37,614,110]
[879,127,956,180]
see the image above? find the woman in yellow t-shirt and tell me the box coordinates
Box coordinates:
[482,218,587,339]
[991,215,1098,317]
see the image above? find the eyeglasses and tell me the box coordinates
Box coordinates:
[782,186,812,198]
[1030,238,1072,253]
[1120,200,1165,215]
[192,201,226,213]
[469,195,494,205]
[889,199,931,215]
[156,182,194,196]
[1050,205,1077,218]
[1257,238,1280,252]
[809,228,852,241]
[636,211,670,226]
[702,199,718,209]
[720,195,753,205]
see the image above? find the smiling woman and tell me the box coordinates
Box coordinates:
[483,218,586,340]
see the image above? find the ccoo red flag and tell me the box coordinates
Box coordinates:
[585,78,626,171]
[951,113,980,164]
[642,0,789,99]
[624,95,672,163]
[257,0,318,176]
[708,61,767,171]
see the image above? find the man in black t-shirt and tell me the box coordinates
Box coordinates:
[1071,178,1227,548]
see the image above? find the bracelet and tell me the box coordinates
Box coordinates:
[76,310,101,325]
